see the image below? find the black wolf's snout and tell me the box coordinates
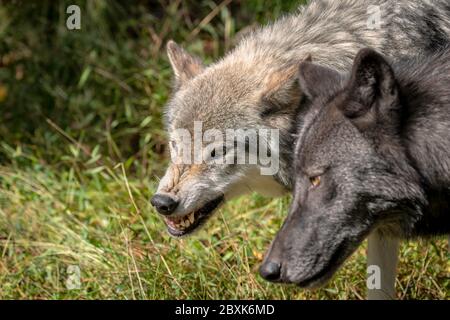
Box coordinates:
[259,261,281,282]
[150,194,179,215]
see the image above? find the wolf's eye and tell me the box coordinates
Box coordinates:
[210,146,227,159]
[310,175,321,188]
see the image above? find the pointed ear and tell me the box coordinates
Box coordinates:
[343,48,398,119]
[259,63,302,118]
[166,40,205,88]
[297,61,342,100]
[259,56,318,118]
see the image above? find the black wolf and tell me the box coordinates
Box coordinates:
[260,48,450,288]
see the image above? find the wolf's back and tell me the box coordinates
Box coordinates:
[232,0,450,72]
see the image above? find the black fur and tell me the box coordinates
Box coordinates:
[260,48,450,288]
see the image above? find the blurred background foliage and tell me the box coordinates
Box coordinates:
[0,0,299,178]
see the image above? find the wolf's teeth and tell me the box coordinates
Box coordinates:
[166,213,197,230]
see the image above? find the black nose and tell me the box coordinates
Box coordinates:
[150,194,179,215]
[259,261,281,281]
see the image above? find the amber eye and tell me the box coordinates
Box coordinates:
[310,176,321,188]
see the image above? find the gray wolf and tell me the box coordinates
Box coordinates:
[150,0,450,299]
[259,47,450,289]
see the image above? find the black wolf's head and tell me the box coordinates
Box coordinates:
[260,49,426,287]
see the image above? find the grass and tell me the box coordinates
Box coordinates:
[0,0,448,299]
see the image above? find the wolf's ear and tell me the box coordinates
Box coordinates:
[297,61,342,100]
[259,63,302,118]
[167,40,205,88]
[342,48,398,120]
[259,56,317,118]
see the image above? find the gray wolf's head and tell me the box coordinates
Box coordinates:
[260,49,426,287]
[151,41,307,236]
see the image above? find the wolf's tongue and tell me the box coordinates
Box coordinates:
[165,218,177,228]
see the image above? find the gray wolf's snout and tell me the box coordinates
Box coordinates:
[150,194,179,215]
[259,261,281,282]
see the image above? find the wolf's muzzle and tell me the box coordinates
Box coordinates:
[259,261,282,282]
[150,194,179,215]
